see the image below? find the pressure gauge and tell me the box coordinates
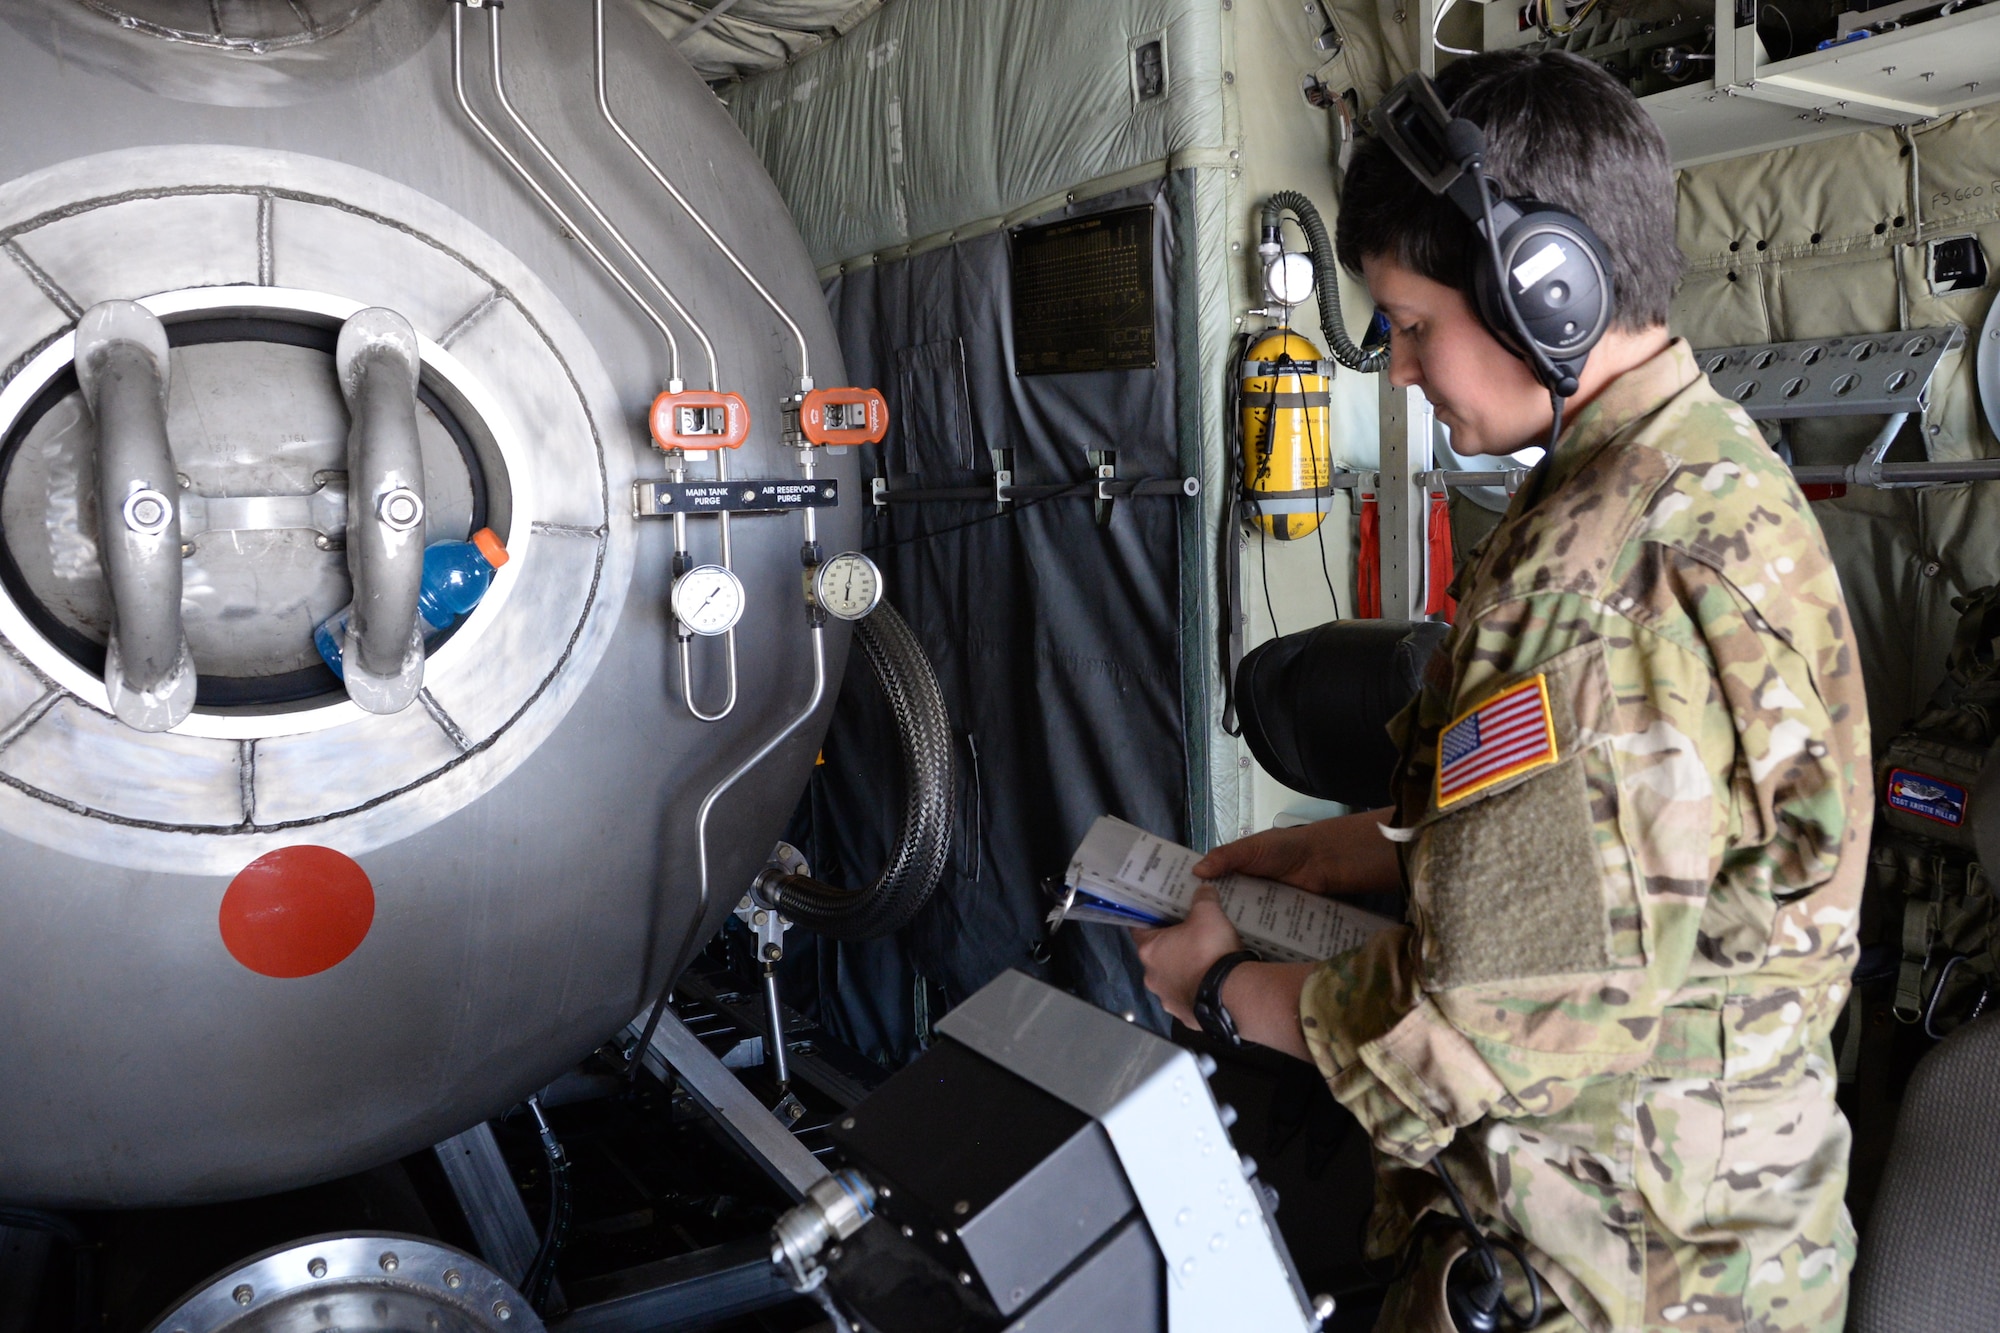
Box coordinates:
[671,564,746,637]
[809,551,884,622]
[1263,252,1316,307]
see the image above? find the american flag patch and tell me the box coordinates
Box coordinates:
[1436,675,1558,806]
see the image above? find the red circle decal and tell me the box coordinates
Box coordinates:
[219,846,375,978]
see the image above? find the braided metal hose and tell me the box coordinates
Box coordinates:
[758,600,954,940]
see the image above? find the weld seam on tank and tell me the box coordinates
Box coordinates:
[2,240,84,320]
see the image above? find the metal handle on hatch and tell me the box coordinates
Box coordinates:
[76,300,197,733]
[336,308,427,714]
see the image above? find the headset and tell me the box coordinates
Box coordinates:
[1367,71,1613,405]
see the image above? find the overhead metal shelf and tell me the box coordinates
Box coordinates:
[1643,7,2000,165]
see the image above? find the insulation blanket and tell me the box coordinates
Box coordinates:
[1673,105,2000,740]
[726,0,1225,267]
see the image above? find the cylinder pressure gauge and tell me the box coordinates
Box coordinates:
[809,552,884,622]
[672,563,746,637]
[1263,252,1316,308]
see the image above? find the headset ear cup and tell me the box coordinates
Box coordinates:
[1470,255,1520,360]
[1499,212,1614,362]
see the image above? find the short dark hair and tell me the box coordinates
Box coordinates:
[1334,51,1682,330]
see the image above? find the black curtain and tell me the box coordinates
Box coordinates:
[775,181,1191,1067]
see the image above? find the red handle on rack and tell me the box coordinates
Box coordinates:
[1356,489,1382,620]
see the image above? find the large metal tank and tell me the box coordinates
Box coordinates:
[0,0,857,1206]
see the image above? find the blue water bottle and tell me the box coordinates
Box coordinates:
[316,527,510,679]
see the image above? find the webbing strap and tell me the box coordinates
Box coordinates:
[1241,359,1336,378]
[1837,987,1865,1084]
[1896,892,1941,1022]
[1241,390,1332,409]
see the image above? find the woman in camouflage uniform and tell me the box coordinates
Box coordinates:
[1136,51,1868,1333]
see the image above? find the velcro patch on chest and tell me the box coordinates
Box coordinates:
[1437,675,1558,807]
[1884,767,1968,826]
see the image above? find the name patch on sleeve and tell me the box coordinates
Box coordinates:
[1437,675,1558,807]
[1885,767,1967,826]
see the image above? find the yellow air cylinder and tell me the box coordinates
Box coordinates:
[1241,330,1333,539]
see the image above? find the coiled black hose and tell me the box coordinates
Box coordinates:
[757,599,954,940]
[1262,190,1388,374]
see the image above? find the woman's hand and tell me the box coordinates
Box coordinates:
[1133,886,1317,1060]
[1132,884,1243,1026]
[1191,807,1403,897]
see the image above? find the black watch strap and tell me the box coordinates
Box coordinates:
[1192,949,1261,1047]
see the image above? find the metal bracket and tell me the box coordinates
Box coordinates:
[181,473,350,548]
[634,478,839,518]
[1693,325,1965,420]
[1857,411,1915,489]
[870,476,887,509]
[627,1006,828,1202]
[1088,448,1116,528]
[740,843,807,1126]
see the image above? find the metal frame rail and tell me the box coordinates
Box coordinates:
[430,993,841,1330]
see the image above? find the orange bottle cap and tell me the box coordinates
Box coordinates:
[471,527,510,569]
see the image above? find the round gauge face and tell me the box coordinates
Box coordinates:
[1264,252,1317,307]
[672,564,746,637]
[813,552,884,622]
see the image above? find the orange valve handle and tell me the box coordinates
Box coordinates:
[650,389,751,451]
[800,387,888,447]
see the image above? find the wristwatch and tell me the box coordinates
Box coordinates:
[1192,949,1261,1047]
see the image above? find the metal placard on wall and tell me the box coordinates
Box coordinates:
[1010,205,1157,376]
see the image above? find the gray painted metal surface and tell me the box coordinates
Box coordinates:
[1693,326,1964,420]
[938,972,1317,1333]
[0,0,858,1206]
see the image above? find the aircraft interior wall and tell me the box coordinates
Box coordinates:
[1674,105,2000,742]
[723,0,2000,1088]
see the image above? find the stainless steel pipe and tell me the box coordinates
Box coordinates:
[75,299,196,733]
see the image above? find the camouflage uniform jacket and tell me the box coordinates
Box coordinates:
[1300,340,1871,1332]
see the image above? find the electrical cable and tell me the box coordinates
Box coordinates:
[1218,330,1255,736]
[1291,354,1343,619]
[1433,1156,1544,1329]
[1758,5,1795,60]
[1432,0,1481,56]
[521,1096,571,1314]
[1259,523,1281,639]
[1245,337,1281,641]
[1563,0,1605,33]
